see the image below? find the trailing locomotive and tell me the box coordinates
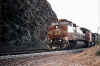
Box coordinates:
[47,19,96,49]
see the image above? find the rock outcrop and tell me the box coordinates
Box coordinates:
[0,0,57,53]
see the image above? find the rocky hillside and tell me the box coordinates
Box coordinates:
[0,0,57,53]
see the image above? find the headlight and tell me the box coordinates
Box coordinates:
[50,40,52,42]
[59,40,62,41]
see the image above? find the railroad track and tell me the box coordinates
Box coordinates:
[0,49,52,56]
[0,48,87,60]
[0,47,86,56]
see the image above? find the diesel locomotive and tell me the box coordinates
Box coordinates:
[47,19,96,49]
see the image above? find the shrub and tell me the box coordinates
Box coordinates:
[96,50,100,56]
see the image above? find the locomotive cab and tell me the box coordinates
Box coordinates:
[48,23,69,49]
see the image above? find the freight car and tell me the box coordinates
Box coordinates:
[47,19,96,49]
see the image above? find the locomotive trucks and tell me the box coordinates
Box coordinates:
[47,19,95,49]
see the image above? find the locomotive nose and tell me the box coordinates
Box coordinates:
[64,37,68,41]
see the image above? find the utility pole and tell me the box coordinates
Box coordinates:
[97,26,100,41]
[98,21,100,34]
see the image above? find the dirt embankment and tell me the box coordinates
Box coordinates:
[68,45,100,66]
[0,45,100,66]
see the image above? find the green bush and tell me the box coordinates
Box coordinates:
[96,50,100,56]
[96,40,100,45]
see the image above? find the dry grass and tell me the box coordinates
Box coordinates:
[69,45,100,66]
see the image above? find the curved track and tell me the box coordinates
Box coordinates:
[0,48,86,60]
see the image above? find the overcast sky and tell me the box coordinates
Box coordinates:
[47,0,100,33]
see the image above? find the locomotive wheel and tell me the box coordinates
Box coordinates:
[92,41,96,46]
[87,42,93,47]
[48,41,57,50]
[58,40,69,49]
[61,40,69,49]
[47,44,53,50]
[68,42,74,49]
[66,41,70,48]
[88,42,95,47]
[60,42,67,49]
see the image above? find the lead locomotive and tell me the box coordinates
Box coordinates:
[48,19,96,50]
